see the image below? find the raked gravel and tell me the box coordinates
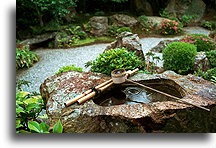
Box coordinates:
[16,27,210,93]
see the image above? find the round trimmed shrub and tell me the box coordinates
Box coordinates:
[88,48,144,75]
[180,34,216,51]
[162,42,197,74]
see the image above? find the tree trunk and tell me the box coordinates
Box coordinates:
[35,6,44,27]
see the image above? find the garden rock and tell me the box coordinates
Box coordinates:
[147,16,172,30]
[89,16,108,36]
[194,52,211,72]
[150,39,179,53]
[110,14,138,28]
[165,0,206,21]
[104,32,144,59]
[20,33,57,49]
[133,0,153,16]
[40,70,215,133]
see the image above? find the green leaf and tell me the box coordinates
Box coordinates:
[53,120,63,133]
[28,121,42,133]
[40,122,50,133]
[24,97,38,104]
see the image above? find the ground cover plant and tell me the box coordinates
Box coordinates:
[180,34,216,51]
[162,42,197,75]
[16,47,39,69]
[55,65,83,75]
[86,48,145,76]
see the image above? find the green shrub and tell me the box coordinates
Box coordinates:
[163,42,197,74]
[87,48,144,75]
[107,25,132,37]
[160,20,183,35]
[16,47,39,69]
[194,68,216,81]
[55,65,83,75]
[206,50,216,68]
[137,15,152,33]
[116,27,132,34]
[180,34,216,51]
[201,20,216,30]
[180,15,199,26]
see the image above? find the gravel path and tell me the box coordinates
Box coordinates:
[16,27,210,93]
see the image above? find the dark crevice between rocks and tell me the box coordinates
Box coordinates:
[30,38,55,50]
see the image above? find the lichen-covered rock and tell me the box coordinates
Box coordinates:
[89,16,108,36]
[150,39,179,53]
[165,0,206,22]
[40,70,215,133]
[146,16,172,30]
[110,14,138,28]
[133,0,153,16]
[194,52,211,72]
[104,32,144,59]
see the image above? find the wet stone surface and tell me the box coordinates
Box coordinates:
[40,70,216,133]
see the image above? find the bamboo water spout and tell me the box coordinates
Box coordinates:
[64,68,139,106]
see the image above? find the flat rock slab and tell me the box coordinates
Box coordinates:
[40,70,215,133]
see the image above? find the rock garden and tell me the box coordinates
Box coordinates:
[16,0,216,133]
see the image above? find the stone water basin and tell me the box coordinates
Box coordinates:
[40,70,215,133]
[94,79,185,106]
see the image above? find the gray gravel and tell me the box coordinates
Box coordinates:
[16,27,210,93]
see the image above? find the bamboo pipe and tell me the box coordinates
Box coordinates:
[65,68,140,106]
[77,69,139,104]
[64,79,113,106]
[126,79,210,112]
[64,89,92,106]
[77,81,114,104]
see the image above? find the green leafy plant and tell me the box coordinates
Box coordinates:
[180,15,199,26]
[201,20,215,30]
[206,50,216,68]
[107,25,132,37]
[137,15,152,33]
[28,119,63,133]
[16,90,45,132]
[159,9,172,19]
[86,48,144,75]
[116,27,132,34]
[55,65,83,75]
[163,42,197,74]
[16,47,39,69]
[180,34,216,51]
[160,20,183,35]
[194,68,216,82]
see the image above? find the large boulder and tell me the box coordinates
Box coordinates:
[150,39,179,53]
[110,14,138,28]
[20,33,57,49]
[133,0,153,16]
[40,70,215,133]
[165,0,206,22]
[104,32,144,59]
[89,16,108,36]
[194,52,211,72]
[146,16,172,30]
